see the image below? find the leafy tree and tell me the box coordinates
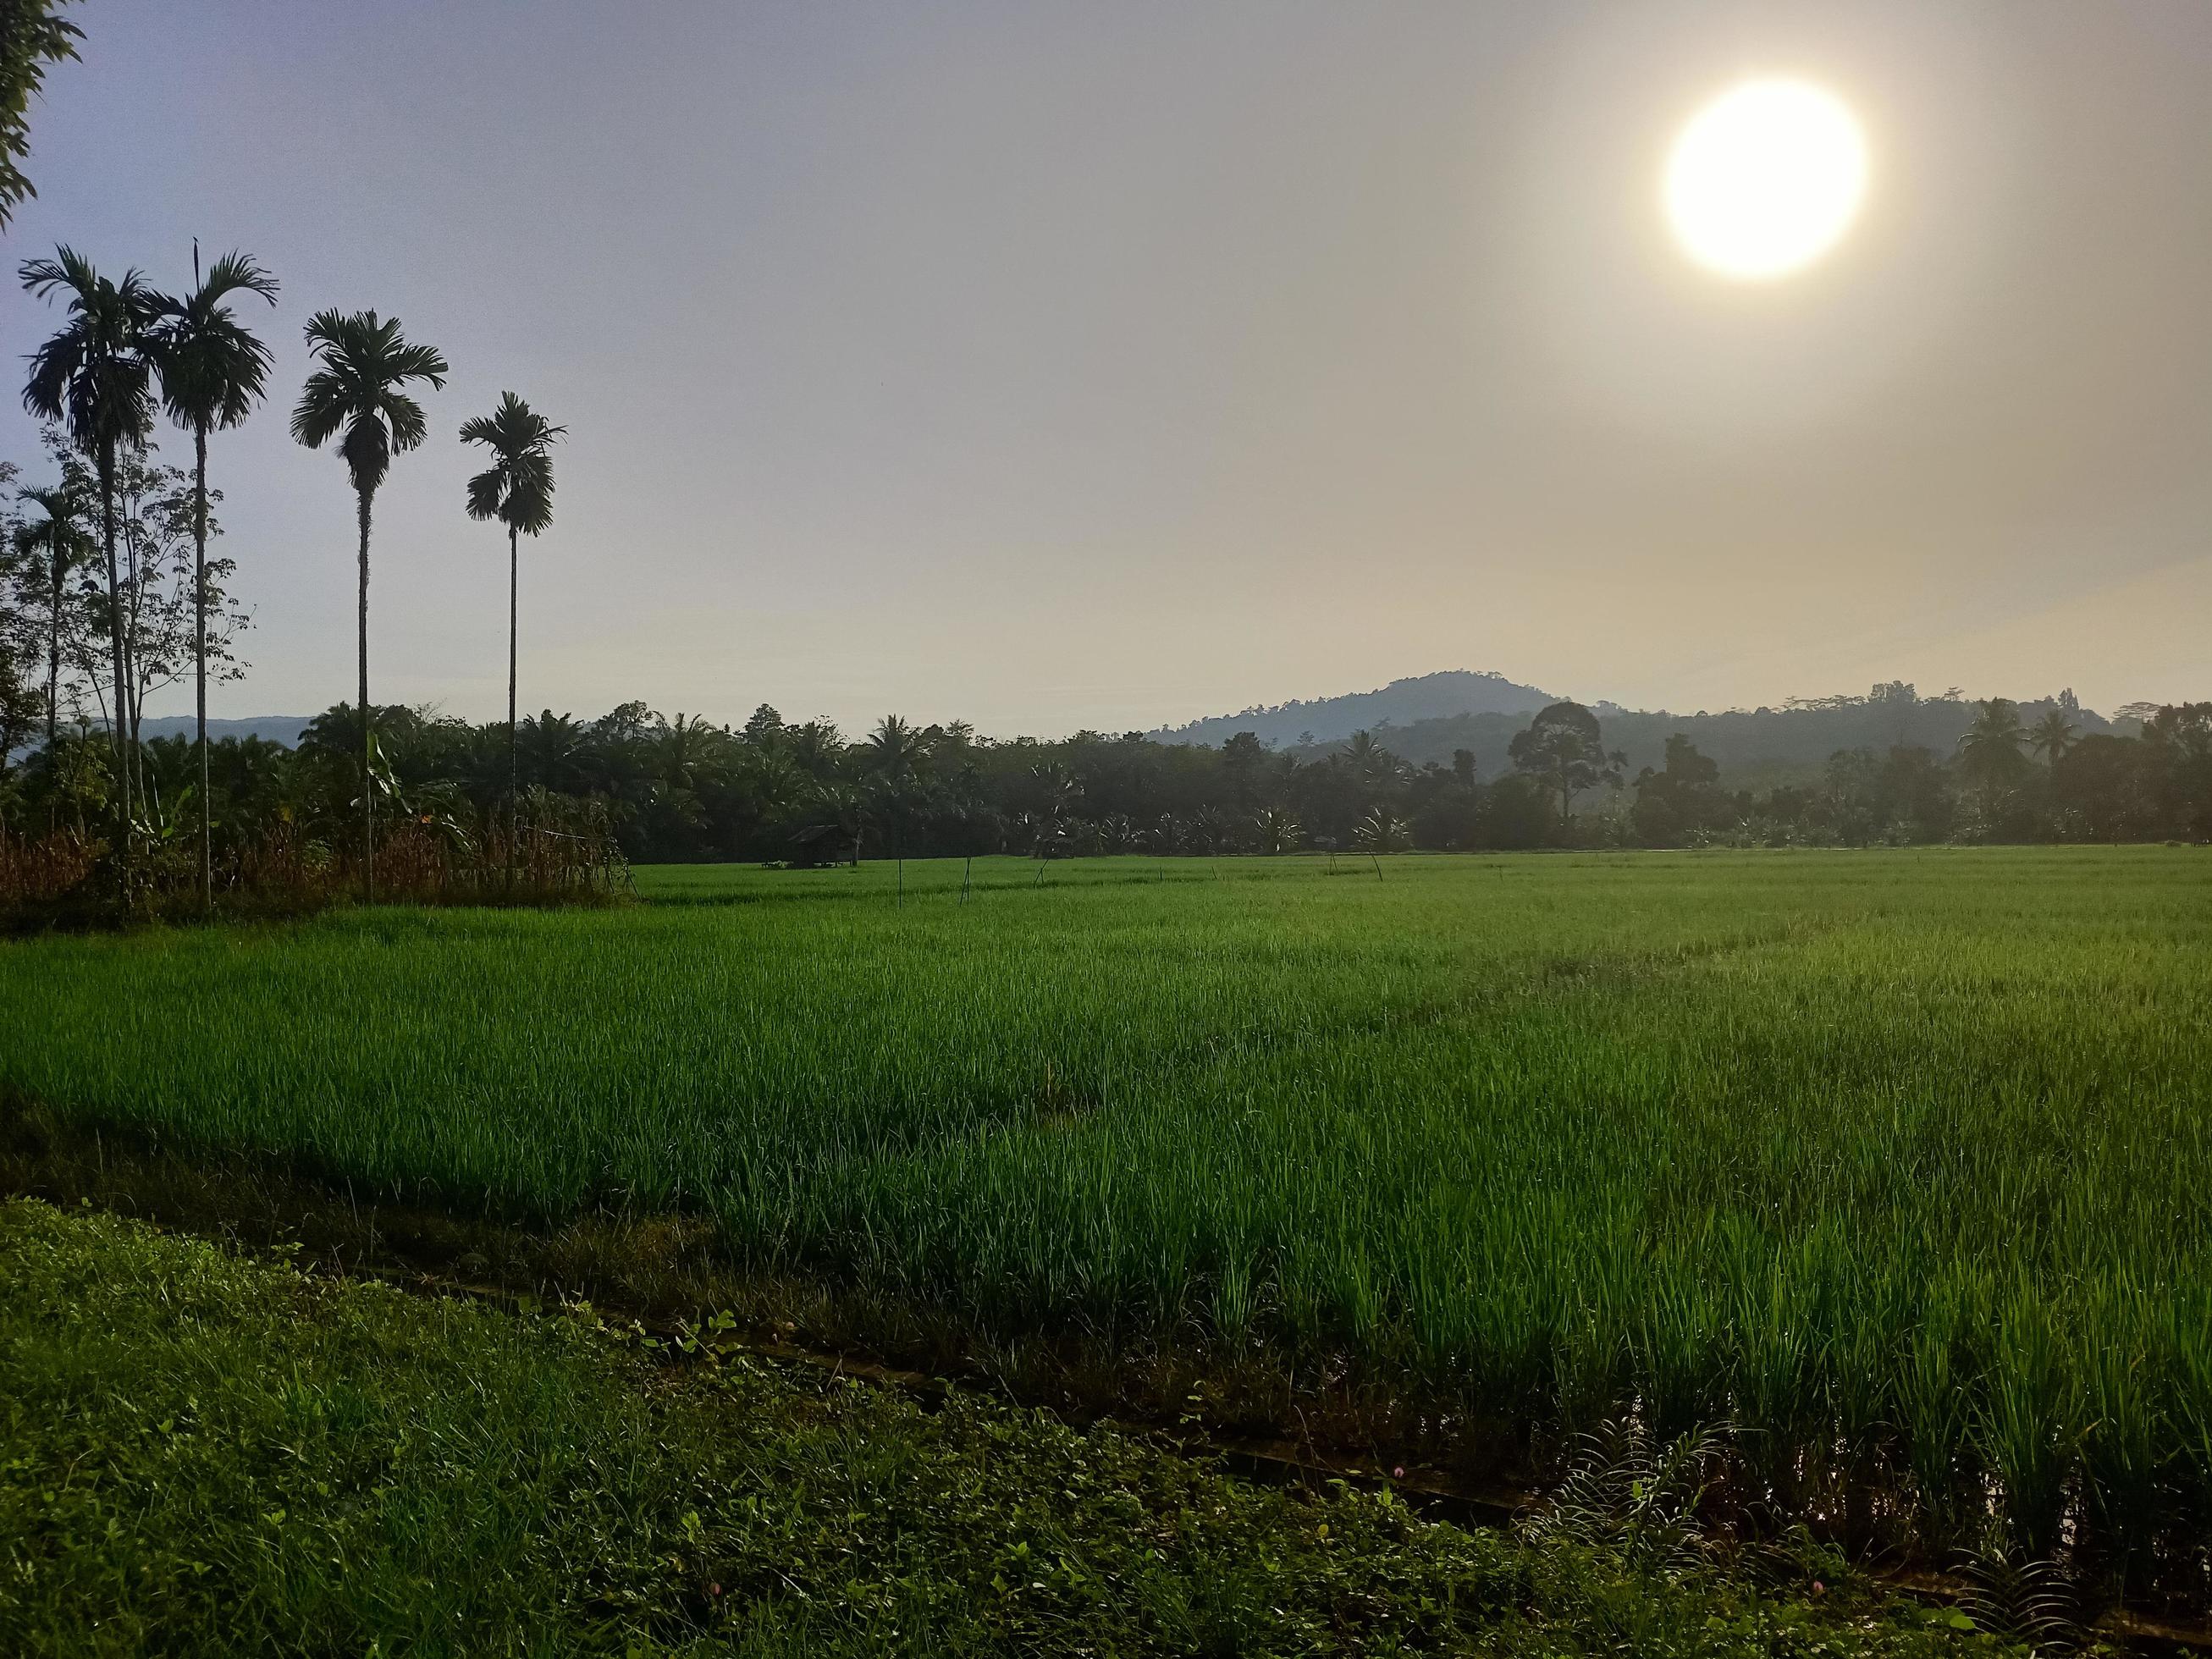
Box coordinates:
[149,247,279,905]
[460,392,563,847]
[0,0,80,229]
[2139,703,2212,840]
[19,246,159,829]
[2050,735,2157,842]
[1630,735,1727,846]
[291,310,449,898]
[1509,701,1623,830]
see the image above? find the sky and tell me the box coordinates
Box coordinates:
[4,1,2209,736]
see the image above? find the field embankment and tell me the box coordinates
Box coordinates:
[1,1199,2024,1656]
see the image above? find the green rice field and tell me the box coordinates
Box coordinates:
[3,849,2209,1565]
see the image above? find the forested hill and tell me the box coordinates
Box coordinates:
[1303,687,2135,787]
[1150,670,1553,747]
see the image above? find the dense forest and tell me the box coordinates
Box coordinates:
[5,675,2208,871]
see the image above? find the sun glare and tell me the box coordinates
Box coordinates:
[1664,78,1867,280]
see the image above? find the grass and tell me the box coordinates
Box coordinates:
[2,849,2209,1580]
[0,1197,2023,1656]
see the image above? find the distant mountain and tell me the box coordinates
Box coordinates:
[1151,670,1553,748]
[1298,689,2136,788]
[136,715,312,747]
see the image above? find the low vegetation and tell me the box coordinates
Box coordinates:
[0,1197,2031,1656]
[3,848,2209,1605]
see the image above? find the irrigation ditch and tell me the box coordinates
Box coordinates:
[3,1092,2209,1651]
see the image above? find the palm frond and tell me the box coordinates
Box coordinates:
[458,392,561,536]
[292,309,447,495]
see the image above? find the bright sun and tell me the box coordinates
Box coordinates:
[1665,79,1867,280]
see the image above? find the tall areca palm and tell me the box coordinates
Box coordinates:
[290,310,448,900]
[19,246,159,830]
[150,246,279,907]
[459,392,562,848]
[13,482,87,747]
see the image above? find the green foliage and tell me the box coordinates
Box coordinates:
[0,0,80,228]
[2,848,2209,1576]
[0,1199,2014,1656]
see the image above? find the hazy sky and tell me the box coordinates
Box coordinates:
[5,2,2209,733]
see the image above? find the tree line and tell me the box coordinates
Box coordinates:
[7,679,2204,895]
[0,238,564,906]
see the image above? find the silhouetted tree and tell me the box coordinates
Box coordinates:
[1509,701,1623,831]
[150,246,279,905]
[291,310,449,898]
[12,479,86,747]
[20,246,159,829]
[2027,708,2077,769]
[460,391,563,863]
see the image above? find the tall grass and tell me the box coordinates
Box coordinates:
[3,847,2209,1569]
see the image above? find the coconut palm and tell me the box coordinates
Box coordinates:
[290,310,449,899]
[2027,708,2077,769]
[863,713,931,777]
[13,482,89,747]
[1352,804,1412,878]
[459,392,563,855]
[149,246,279,906]
[1251,803,1303,856]
[1956,697,2028,792]
[19,246,160,828]
[863,716,934,902]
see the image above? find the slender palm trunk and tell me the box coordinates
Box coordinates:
[120,494,146,808]
[46,556,62,750]
[97,444,130,834]
[357,487,374,903]
[507,521,518,896]
[195,425,212,908]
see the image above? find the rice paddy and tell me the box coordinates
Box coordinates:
[3,848,2209,1568]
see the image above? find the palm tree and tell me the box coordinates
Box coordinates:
[290,310,449,900]
[2027,708,2077,769]
[1956,697,2028,793]
[1352,805,1411,878]
[13,482,88,747]
[460,391,563,871]
[863,715,933,903]
[1251,803,1303,856]
[149,246,279,907]
[19,246,159,830]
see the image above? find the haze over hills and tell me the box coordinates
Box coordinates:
[1150,670,1555,748]
[1153,673,2147,790]
[105,676,2154,795]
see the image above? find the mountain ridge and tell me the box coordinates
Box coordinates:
[1149,670,1554,748]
